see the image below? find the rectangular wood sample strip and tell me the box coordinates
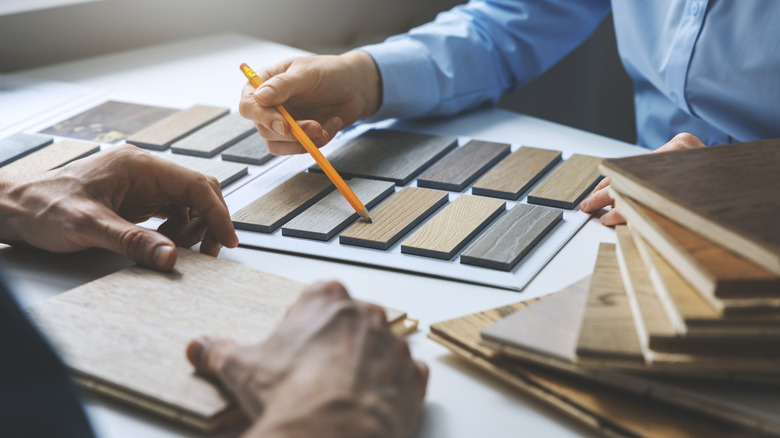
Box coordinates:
[0,139,100,178]
[471,146,562,200]
[171,113,255,158]
[460,203,562,271]
[416,140,510,191]
[0,132,53,167]
[527,153,603,209]
[400,194,505,260]
[161,154,248,188]
[221,134,274,165]
[282,179,395,241]
[126,105,229,150]
[232,172,334,233]
[309,129,458,185]
[339,187,448,250]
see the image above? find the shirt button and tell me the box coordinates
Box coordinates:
[689,1,700,16]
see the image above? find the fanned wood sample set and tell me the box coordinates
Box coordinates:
[28,249,417,431]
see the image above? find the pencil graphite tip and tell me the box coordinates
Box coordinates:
[358,208,372,223]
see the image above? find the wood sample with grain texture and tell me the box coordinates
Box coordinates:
[460,203,563,271]
[340,187,448,250]
[601,138,780,275]
[309,129,458,185]
[415,140,511,191]
[0,140,99,177]
[232,172,334,233]
[221,134,273,165]
[0,132,53,167]
[161,154,248,188]
[170,113,255,157]
[400,195,505,260]
[126,105,229,150]
[527,153,603,209]
[471,146,562,200]
[282,179,395,241]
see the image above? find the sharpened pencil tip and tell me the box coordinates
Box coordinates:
[358,208,372,223]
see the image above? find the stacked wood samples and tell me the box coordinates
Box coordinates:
[127,105,229,150]
[527,154,603,209]
[171,113,255,157]
[0,139,100,177]
[221,134,274,165]
[161,154,248,188]
[0,133,53,167]
[416,140,510,191]
[471,146,562,200]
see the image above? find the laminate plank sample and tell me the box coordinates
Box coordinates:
[461,203,562,271]
[416,140,510,191]
[0,140,99,178]
[161,154,248,188]
[221,134,273,165]
[309,129,458,185]
[282,179,395,241]
[401,195,505,260]
[232,172,334,233]
[0,132,53,167]
[171,113,255,157]
[126,105,229,151]
[339,187,448,250]
[528,153,603,209]
[471,146,562,200]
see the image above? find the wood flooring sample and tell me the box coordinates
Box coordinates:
[232,172,334,233]
[0,139,99,178]
[471,146,562,200]
[416,140,510,191]
[127,105,229,150]
[282,179,395,241]
[340,187,448,250]
[221,134,273,165]
[310,129,457,185]
[171,113,255,157]
[527,153,603,209]
[0,132,53,167]
[401,195,505,260]
[460,203,562,271]
[161,154,248,188]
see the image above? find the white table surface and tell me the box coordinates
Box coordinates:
[1,33,649,438]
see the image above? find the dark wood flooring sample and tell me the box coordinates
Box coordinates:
[221,134,273,165]
[309,129,457,185]
[527,153,603,209]
[461,203,562,271]
[0,140,100,177]
[161,154,248,188]
[416,140,510,191]
[126,105,229,150]
[0,133,53,167]
[471,146,562,200]
[232,172,334,233]
[171,114,255,158]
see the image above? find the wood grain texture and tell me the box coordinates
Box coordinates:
[309,129,458,185]
[415,140,510,191]
[161,154,248,188]
[471,146,562,200]
[528,153,603,209]
[282,179,395,241]
[601,138,780,275]
[171,113,255,157]
[340,187,448,250]
[126,105,229,151]
[400,195,505,260]
[0,139,99,177]
[0,132,53,167]
[221,134,273,165]
[461,203,562,271]
[232,172,334,233]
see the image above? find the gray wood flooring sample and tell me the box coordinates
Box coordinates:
[471,146,562,200]
[221,134,274,165]
[232,172,334,233]
[310,129,457,185]
[161,154,248,188]
[461,203,562,271]
[416,140,511,191]
[170,113,255,157]
[127,105,229,151]
[0,140,100,178]
[282,179,395,241]
[527,153,603,209]
[0,133,53,167]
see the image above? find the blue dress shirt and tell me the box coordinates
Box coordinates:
[362,0,780,149]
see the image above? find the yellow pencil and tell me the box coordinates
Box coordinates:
[240,63,372,223]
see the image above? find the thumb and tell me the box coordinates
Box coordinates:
[253,70,308,107]
[94,211,178,271]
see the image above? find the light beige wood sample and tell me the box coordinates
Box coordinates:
[400,195,505,260]
[0,139,99,178]
[160,153,248,188]
[126,105,229,150]
[527,153,603,209]
[471,146,562,200]
[170,113,255,157]
[415,140,511,191]
[0,132,53,167]
[232,172,334,233]
[340,187,449,250]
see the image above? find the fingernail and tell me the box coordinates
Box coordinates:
[153,244,174,269]
[272,120,285,135]
[255,86,276,103]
